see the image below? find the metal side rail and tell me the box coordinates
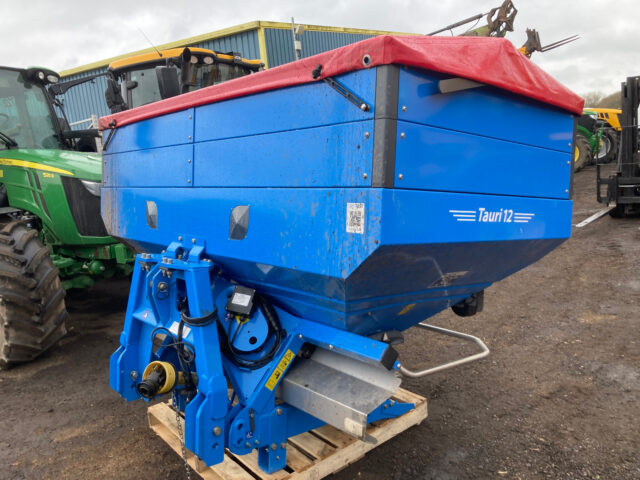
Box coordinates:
[398,323,489,378]
[575,206,615,228]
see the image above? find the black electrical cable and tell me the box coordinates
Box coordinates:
[149,326,196,390]
[228,317,244,347]
[227,313,269,355]
[180,307,217,327]
[172,293,284,371]
[216,294,285,370]
[175,303,218,393]
[149,327,195,365]
[176,320,196,394]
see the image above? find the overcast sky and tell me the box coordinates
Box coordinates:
[1,0,639,96]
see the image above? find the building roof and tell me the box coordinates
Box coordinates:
[59,20,418,77]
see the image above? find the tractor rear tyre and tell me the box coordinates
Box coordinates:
[596,128,618,164]
[573,135,591,172]
[0,221,68,369]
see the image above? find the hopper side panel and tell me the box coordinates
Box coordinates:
[394,121,571,198]
[379,189,572,246]
[193,69,376,143]
[340,237,565,334]
[106,108,194,154]
[103,144,193,188]
[397,68,574,153]
[100,186,381,279]
[193,121,373,187]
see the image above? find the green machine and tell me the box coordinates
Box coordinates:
[573,110,618,172]
[0,66,133,368]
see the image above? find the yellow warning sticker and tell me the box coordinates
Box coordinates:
[42,172,54,178]
[0,169,3,178]
[265,349,295,391]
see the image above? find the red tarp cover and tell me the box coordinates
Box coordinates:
[99,35,583,130]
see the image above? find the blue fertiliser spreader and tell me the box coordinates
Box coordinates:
[102,36,583,473]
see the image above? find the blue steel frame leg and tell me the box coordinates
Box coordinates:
[181,266,229,466]
[110,258,154,401]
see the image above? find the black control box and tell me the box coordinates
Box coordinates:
[225,286,256,316]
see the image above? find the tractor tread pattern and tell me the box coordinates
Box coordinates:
[574,135,592,172]
[0,221,68,369]
[599,128,618,164]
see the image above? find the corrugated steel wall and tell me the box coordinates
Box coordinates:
[61,31,259,127]
[58,69,111,128]
[264,28,375,67]
[195,30,260,59]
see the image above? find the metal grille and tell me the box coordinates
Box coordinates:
[61,177,109,237]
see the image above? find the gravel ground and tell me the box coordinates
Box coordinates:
[1,166,639,480]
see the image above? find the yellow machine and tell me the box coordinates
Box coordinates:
[586,108,622,131]
[105,47,262,113]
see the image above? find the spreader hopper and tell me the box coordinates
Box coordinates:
[103,35,581,474]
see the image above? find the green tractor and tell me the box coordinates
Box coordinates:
[0,66,134,369]
[573,109,618,172]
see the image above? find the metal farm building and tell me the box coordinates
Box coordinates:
[58,21,415,126]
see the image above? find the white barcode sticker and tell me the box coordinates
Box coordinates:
[346,203,365,234]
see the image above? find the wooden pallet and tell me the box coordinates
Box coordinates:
[148,388,427,480]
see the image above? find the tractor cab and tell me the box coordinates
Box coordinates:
[0,66,99,152]
[105,47,262,113]
[0,67,66,151]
